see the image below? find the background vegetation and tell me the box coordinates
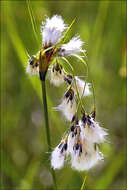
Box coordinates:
[1,1,126,190]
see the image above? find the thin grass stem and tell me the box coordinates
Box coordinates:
[91,80,96,112]
[26,0,39,46]
[41,80,57,190]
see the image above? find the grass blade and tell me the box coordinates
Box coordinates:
[26,0,39,47]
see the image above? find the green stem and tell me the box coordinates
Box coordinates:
[80,176,87,190]
[91,80,96,112]
[41,80,57,190]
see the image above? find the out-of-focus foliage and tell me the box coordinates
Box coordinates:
[1,1,126,190]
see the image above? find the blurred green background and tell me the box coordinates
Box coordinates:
[1,1,127,190]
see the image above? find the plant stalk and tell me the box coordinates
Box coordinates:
[41,79,57,190]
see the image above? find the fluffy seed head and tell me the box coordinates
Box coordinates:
[55,88,76,121]
[59,36,84,56]
[51,118,107,171]
[41,15,67,46]
[81,116,108,143]
[26,56,39,75]
[50,62,65,86]
[75,77,91,97]
[71,141,103,171]
[51,140,67,169]
[67,123,103,171]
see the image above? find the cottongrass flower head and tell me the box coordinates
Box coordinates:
[81,113,108,143]
[75,76,91,97]
[26,55,39,75]
[50,61,65,86]
[55,88,77,121]
[71,140,103,171]
[26,14,108,176]
[41,15,67,47]
[51,114,105,171]
[59,36,84,56]
[26,15,86,80]
[64,74,91,96]
[51,139,67,169]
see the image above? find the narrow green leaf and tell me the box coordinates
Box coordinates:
[26,0,39,46]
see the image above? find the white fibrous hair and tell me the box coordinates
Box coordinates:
[67,132,76,154]
[71,141,103,171]
[50,66,65,87]
[41,15,67,46]
[59,36,84,56]
[55,93,76,121]
[51,115,107,171]
[51,147,65,169]
[26,58,39,76]
[82,117,108,143]
[51,141,67,169]
[25,15,108,172]
[67,119,104,171]
[75,77,91,97]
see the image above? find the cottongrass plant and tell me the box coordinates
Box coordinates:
[26,15,108,189]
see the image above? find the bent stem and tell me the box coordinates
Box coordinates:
[80,176,87,190]
[41,80,57,190]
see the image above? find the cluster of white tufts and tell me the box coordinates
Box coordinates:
[25,15,108,172]
[26,15,86,76]
[51,114,107,171]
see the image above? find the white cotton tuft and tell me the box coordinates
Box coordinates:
[67,133,76,154]
[84,118,108,143]
[60,36,84,56]
[79,121,86,139]
[55,98,76,121]
[50,67,65,86]
[71,141,103,171]
[41,15,66,46]
[51,146,65,169]
[26,63,39,76]
[75,77,91,97]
